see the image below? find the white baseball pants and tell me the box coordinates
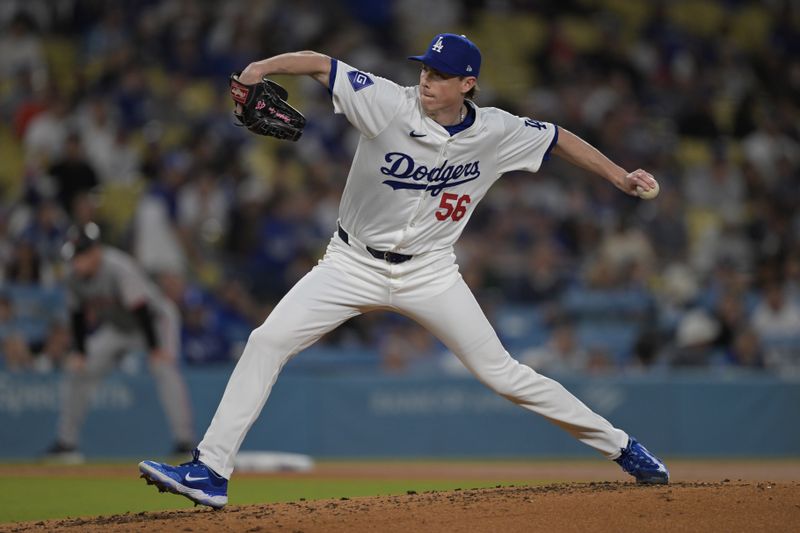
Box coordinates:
[198,231,628,478]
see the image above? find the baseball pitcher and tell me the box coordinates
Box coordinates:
[139,34,668,509]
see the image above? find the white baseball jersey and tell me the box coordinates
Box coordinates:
[330,60,558,255]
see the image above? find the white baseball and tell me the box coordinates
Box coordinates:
[636,180,660,200]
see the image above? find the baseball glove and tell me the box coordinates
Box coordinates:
[229,74,306,141]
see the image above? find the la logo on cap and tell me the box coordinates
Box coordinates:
[408,33,481,77]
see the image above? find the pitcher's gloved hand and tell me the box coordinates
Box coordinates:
[229,74,306,141]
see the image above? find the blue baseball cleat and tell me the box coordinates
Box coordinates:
[615,437,670,484]
[139,449,228,509]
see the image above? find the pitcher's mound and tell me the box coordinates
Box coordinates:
[7,481,799,532]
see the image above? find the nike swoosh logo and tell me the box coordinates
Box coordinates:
[409,131,426,138]
[185,473,209,482]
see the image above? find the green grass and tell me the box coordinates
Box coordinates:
[0,477,519,524]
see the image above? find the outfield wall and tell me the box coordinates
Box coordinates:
[1,369,799,459]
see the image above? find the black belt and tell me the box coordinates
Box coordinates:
[337,224,413,264]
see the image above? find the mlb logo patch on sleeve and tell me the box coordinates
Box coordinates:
[347,70,374,92]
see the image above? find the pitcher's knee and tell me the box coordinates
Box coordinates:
[483,376,520,398]
[478,359,541,399]
[248,323,281,348]
[245,324,297,361]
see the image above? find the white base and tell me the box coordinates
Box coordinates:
[43,451,85,465]
[234,451,315,473]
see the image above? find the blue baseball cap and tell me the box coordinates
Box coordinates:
[408,33,481,77]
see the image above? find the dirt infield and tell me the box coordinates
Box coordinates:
[2,481,798,532]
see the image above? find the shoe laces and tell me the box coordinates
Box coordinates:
[179,448,202,467]
[178,449,225,482]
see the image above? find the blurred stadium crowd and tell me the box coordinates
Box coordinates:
[0,0,798,377]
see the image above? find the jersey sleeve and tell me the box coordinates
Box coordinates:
[329,59,405,138]
[496,112,559,175]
